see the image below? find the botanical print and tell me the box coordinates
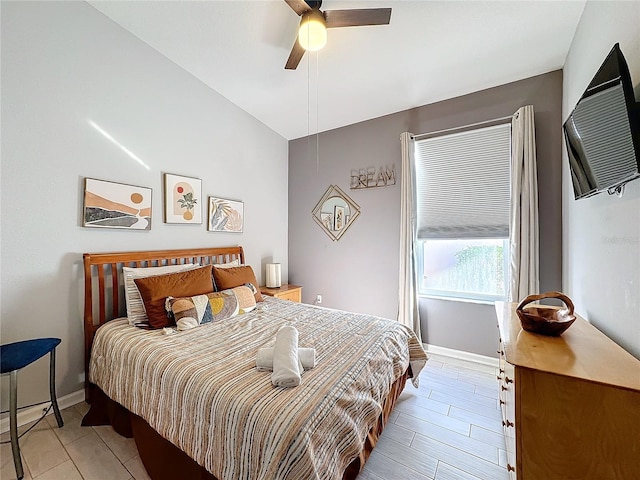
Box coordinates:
[83,178,151,230]
[208,197,244,233]
[164,173,202,224]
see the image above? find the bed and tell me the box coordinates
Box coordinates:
[82,246,427,480]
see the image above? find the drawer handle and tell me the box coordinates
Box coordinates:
[499,368,505,374]
[507,463,515,472]
[501,385,508,391]
[497,350,504,355]
[496,375,501,381]
[499,400,505,405]
[502,420,514,428]
[505,377,513,384]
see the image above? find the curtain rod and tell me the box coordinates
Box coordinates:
[412,114,514,141]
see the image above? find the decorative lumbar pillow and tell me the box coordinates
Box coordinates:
[167,290,239,331]
[231,285,257,313]
[123,263,198,327]
[212,265,263,302]
[134,265,215,329]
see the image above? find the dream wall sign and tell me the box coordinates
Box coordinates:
[350,164,396,189]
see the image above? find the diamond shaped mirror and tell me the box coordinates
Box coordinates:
[312,185,361,241]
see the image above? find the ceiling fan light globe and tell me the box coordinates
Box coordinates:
[298,10,327,51]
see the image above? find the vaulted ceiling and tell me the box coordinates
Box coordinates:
[89,0,586,140]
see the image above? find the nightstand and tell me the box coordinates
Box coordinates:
[260,284,302,303]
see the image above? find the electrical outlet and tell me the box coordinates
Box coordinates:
[315,294,322,305]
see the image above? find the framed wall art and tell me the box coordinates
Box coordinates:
[83,178,152,230]
[164,173,202,224]
[208,197,244,233]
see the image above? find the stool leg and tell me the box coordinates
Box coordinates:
[9,370,24,480]
[49,348,63,428]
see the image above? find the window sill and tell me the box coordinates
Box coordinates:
[418,294,499,306]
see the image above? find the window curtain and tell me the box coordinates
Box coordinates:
[509,105,540,302]
[398,132,422,342]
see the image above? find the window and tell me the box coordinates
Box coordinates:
[414,123,511,302]
[419,238,508,301]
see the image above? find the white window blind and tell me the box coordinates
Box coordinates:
[415,123,511,239]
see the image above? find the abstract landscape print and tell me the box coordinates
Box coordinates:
[208,197,244,233]
[164,173,202,224]
[83,178,152,230]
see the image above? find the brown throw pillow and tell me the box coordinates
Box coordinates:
[212,265,263,302]
[134,265,215,329]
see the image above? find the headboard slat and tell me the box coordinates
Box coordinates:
[111,263,119,319]
[82,245,245,400]
[97,265,106,326]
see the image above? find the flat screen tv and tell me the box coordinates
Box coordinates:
[563,43,640,199]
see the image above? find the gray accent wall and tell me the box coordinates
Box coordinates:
[562,1,640,359]
[289,71,563,358]
[1,2,288,409]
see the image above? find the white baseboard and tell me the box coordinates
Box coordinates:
[424,343,499,368]
[0,389,85,434]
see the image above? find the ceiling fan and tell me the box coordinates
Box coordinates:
[284,0,392,70]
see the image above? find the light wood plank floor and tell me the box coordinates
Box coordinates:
[1,354,507,480]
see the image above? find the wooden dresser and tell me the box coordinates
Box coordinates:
[495,302,640,479]
[259,284,302,303]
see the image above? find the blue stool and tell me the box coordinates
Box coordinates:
[0,338,64,480]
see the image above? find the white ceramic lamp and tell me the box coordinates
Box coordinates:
[266,263,282,288]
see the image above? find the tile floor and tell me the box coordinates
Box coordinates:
[0,354,507,480]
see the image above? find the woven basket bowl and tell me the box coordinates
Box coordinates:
[516,291,576,336]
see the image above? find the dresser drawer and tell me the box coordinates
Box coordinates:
[501,361,517,479]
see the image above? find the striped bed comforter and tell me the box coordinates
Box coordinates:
[89,297,427,480]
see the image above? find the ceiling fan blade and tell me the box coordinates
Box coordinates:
[324,8,392,28]
[284,0,312,16]
[285,39,306,70]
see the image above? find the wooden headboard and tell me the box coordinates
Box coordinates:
[82,245,245,397]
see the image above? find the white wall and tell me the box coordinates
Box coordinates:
[0,1,288,409]
[562,0,640,358]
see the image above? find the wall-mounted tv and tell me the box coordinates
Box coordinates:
[563,43,640,199]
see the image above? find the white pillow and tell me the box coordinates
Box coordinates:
[123,264,198,327]
[214,259,241,268]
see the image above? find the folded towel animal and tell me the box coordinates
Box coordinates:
[271,326,303,388]
[256,347,316,371]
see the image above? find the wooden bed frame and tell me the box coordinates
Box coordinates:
[81,245,407,480]
[83,245,245,399]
